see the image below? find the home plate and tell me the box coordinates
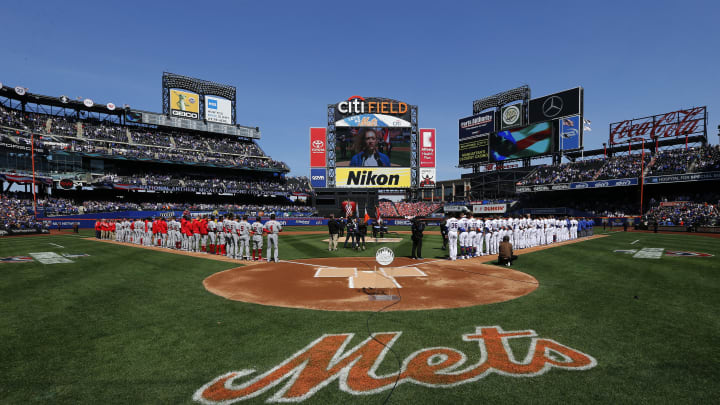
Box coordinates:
[381,267,427,277]
[314,267,357,277]
[350,271,401,289]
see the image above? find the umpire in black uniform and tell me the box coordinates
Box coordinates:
[410,216,426,259]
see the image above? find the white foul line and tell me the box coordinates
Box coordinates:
[630,240,640,245]
[49,243,64,248]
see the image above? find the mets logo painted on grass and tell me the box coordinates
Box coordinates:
[193,326,597,403]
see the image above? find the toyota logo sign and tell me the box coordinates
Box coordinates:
[312,140,324,149]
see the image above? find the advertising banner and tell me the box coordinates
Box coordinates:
[528,87,582,124]
[335,168,411,188]
[459,112,495,140]
[609,107,706,145]
[473,204,507,214]
[169,89,200,119]
[517,177,638,192]
[309,127,327,167]
[490,121,552,161]
[310,168,327,188]
[500,104,523,130]
[459,134,490,165]
[419,168,436,188]
[419,128,436,167]
[559,115,581,150]
[645,171,720,184]
[205,96,232,124]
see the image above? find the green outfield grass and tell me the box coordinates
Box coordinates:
[1,229,719,404]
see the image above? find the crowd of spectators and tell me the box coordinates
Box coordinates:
[0,105,287,170]
[520,159,603,185]
[643,201,719,227]
[695,145,720,172]
[80,201,316,216]
[0,192,316,220]
[94,173,312,195]
[378,201,398,217]
[377,201,441,217]
[0,193,52,230]
[519,146,720,186]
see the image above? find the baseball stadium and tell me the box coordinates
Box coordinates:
[2,3,720,404]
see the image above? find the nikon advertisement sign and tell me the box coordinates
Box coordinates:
[335,168,411,188]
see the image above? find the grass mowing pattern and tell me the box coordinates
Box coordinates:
[1,230,719,403]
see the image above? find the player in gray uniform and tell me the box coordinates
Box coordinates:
[250,216,264,261]
[207,216,217,253]
[223,214,235,258]
[238,215,251,260]
[264,213,283,262]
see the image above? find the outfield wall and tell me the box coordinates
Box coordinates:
[37,211,423,229]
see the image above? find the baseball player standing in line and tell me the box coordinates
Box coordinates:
[207,216,217,253]
[238,215,251,260]
[224,214,236,258]
[251,216,264,261]
[446,213,459,260]
[217,215,226,255]
[467,215,477,258]
[264,214,283,262]
[458,213,469,259]
[199,215,208,252]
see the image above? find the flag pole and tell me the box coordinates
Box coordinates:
[640,139,645,216]
[31,133,37,217]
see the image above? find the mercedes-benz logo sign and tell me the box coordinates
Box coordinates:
[542,96,563,118]
[312,140,324,149]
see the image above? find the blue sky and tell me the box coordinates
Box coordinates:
[3,0,719,180]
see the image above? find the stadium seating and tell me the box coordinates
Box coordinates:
[377,200,441,217]
[0,105,287,170]
[644,201,719,226]
[519,146,719,186]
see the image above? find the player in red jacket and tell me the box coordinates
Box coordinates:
[191,217,201,252]
[200,216,209,252]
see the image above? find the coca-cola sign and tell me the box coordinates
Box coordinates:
[609,107,705,145]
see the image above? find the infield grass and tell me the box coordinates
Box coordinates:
[1,229,719,404]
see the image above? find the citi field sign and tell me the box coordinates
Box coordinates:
[193,325,597,403]
[337,96,408,116]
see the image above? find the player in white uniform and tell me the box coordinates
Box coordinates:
[474,217,485,256]
[250,216,265,261]
[467,216,477,258]
[482,218,492,256]
[446,213,460,260]
[238,215,251,260]
[458,213,469,259]
[570,217,578,240]
[264,214,283,262]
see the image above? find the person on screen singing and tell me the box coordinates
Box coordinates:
[350,128,391,167]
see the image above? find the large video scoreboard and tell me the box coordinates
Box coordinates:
[459,87,583,165]
[310,96,437,189]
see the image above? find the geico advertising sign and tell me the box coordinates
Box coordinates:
[335,168,411,188]
[170,89,200,119]
[205,96,232,124]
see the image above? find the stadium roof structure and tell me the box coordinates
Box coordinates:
[473,85,531,114]
[162,72,236,101]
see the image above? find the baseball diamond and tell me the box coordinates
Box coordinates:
[3,4,720,403]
